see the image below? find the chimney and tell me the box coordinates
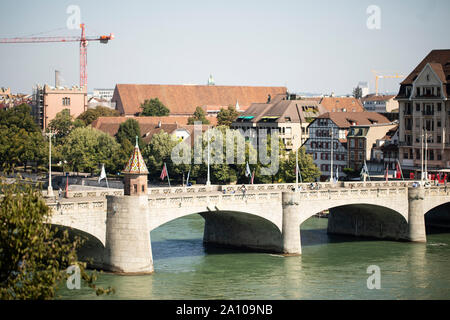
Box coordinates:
[55,70,61,88]
[158,121,161,128]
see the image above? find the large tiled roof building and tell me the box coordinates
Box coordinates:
[112,84,287,116]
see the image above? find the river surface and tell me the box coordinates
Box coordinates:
[57,215,450,300]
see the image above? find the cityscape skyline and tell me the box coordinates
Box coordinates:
[1,0,450,95]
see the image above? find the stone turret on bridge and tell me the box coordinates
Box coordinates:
[103,137,154,273]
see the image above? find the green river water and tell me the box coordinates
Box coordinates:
[57,215,450,300]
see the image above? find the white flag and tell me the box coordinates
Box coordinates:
[245,162,251,177]
[98,164,106,183]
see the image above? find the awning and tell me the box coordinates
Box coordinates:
[238,116,254,120]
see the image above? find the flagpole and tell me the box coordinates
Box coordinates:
[206,127,211,186]
[165,162,171,187]
[397,159,404,181]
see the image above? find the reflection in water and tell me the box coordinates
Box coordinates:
[57,214,450,300]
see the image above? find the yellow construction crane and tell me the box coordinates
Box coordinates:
[371,70,405,95]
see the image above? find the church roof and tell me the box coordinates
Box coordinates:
[122,138,149,174]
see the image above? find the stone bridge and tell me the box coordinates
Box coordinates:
[46,182,450,273]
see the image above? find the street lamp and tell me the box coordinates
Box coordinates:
[206,126,211,186]
[45,131,55,197]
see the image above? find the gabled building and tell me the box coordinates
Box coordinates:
[304,112,391,179]
[231,99,324,151]
[395,49,450,175]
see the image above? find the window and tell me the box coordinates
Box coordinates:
[437,135,442,143]
[438,103,442,112]
[62,97,71,106]
[437,121,441,128]
[358,139,363,148]
[133,184,137,193]
[350,139,355,148]
[438,154,442,161]
[142,185,145,192]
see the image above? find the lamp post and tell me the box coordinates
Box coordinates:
[206,126,211,186]
[46,131,55,197]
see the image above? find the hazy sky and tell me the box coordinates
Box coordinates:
[1,0,449,95]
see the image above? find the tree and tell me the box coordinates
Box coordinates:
[0,181,113,299]
[353,86,363,99]
[142,130,180,182]
[77,106,120,126]
[48,109,85,142]
[115,119,144,159]
[0,104,47,172]
[140,98,170,116]
[281,147,321,183]
[217,105,239,127]
[188,107,210,125]
[62,127,123,174]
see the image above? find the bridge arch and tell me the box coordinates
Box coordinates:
[148,206,283,253]
[49,223,106,268]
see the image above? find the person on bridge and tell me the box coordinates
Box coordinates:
[240,184,247,197]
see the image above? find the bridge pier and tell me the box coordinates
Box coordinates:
[282,192,301,255]
[103,195,154,273]
[407,187,427,242]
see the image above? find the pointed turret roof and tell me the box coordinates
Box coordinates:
[122,137,149,174]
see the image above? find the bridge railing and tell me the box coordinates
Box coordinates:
[424,186,450,196]
[147,185,221,195]
[221,180,419,193]
[148,191,282,208]
[46,199,107,214]
[295,187,408,200]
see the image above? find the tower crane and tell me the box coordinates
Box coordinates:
[0,24,114,89]
[371,70,404,96]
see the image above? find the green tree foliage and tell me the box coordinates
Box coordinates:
[0,104,47,172]
[188,107,210,125]
[217,105,239,127]
[48,109,84,142]
[0,181,113,299]
[142,130,181,182]
[280,147,321,183]
[140,98,170,116]
[62,127,123,174]
[353,86,363,99]
[77,106,120,126]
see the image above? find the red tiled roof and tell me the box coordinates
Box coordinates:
[317,97,364,112]
[316,112,391,128]
[401,49,450,85]
[112,84,287,116]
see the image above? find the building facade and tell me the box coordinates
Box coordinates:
[231,99,323,152]
[346,122,397,172]
[32,84,87,130]
[304,112,392,179]
[395,49,450,175]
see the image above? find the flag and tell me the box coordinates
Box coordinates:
[186,169,190,185]
[360,161,369,176]
[245,162,251,177]
[335,166,339,183]
[98,164,107,184]
[410,172,415,180]
[396,161,402,179]
[393,170,397,179]
[384,165,389,182]
[160,163,168,180]
[251,170,255,184]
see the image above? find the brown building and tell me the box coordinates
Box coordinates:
[346,122,397,171]
[32,84,87,130]
[395,49,450,176]
[112,84,287,116]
